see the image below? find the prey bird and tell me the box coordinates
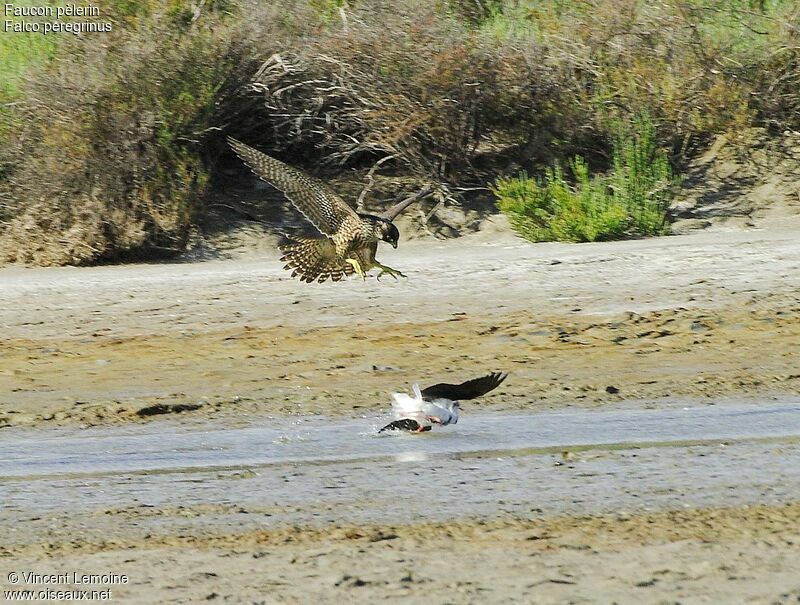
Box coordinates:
[228,138,431,283]
[379,372,508,433]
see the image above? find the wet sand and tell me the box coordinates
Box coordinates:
[3,503,799,604]
[3,406,799,603]
[2,226,800,602]
[1,227,799,427]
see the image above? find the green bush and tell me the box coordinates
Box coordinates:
[0,2,289,264]
[494,117,677,242]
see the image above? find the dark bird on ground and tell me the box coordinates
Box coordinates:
[379,371,508,433]
[228,138,431,283]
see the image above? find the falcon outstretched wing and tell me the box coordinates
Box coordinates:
[228,138,359,236]
[421,372,508,401]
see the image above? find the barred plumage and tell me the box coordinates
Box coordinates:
[228,137,412,283]
[228,138,358,237]
[279,238,357,283]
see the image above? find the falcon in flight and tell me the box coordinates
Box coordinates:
[228,138,429,283]
[379,371,508,433]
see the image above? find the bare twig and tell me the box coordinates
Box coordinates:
[338,2,349,34]
[208,202,261,222]
[190,0,207,25]
[356,154,397,212]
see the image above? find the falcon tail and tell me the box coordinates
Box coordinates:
[279,238,354,283]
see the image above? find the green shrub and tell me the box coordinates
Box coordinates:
[494,116,677,242]
[0,14,60,172]
[0,2,290,264]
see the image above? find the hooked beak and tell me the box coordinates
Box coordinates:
[391,241,398,249]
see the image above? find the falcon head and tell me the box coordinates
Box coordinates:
[376,218,400,249]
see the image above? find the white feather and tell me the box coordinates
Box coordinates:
[390,383,460,427]
[390,391,426,424]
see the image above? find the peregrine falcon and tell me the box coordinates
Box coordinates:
[228,138,427,283]
[379,371,508,433]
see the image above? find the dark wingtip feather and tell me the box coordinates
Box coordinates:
[421,371,509,401]
[227,136,247,156]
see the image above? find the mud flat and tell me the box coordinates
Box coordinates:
[1,226,799,427]
[2,226,800,602]
[2,404,799,603]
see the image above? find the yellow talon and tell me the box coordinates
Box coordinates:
[345,257,367,281]
[375,263,407,281]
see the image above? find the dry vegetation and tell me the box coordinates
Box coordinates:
[0,0,798,264]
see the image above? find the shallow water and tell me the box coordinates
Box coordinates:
[2,403,800,527]
[3,403,800,477]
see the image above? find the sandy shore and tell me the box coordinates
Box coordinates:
[1,227,799,428]
[3,503,798,604]
[2,225,800,603]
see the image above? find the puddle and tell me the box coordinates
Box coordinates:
[2,404,799,528]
